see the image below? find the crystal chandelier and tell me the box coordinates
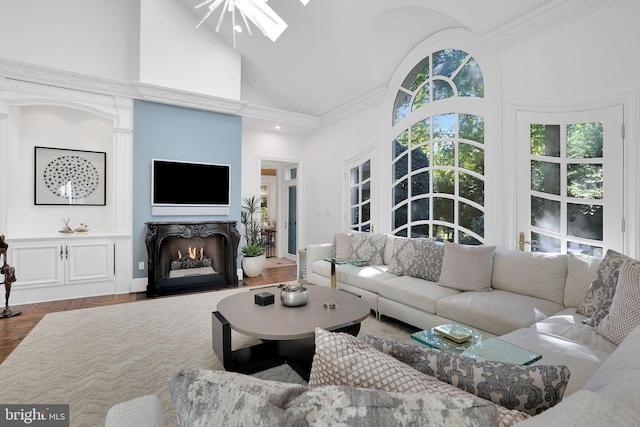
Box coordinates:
[195,0,310,49]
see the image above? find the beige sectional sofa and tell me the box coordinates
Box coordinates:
[306,232,620,395]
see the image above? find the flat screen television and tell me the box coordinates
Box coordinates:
[151,159,230,216]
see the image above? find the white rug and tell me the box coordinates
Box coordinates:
[0,285,417,426]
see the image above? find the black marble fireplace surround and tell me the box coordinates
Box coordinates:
[145,221,240,296]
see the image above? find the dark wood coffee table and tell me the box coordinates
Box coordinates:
[212,284,371,380]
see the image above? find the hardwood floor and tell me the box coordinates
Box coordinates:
[0,262,298,365]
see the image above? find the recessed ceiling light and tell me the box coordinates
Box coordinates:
[234,25,243,33]
[275,125,281,130]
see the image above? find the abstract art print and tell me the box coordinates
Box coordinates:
[34,146,106,206]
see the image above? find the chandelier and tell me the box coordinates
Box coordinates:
[195,0,311,49]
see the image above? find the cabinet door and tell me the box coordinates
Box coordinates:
[66,240,114,284]
[10,241,65,287]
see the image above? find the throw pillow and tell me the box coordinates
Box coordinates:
[170,368,501,427]
[438,241,496,292]
[332,232,352,259]
[387,237,445,282]
[309,328,529,426]
[350,232,386,265]
[576,249,640,327]
[595,262,640,345]
[364,335,571,416]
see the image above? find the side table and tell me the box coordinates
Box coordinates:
[322,258,366,288]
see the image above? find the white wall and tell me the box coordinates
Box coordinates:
[139,0,241,100]
[0,0,140,81]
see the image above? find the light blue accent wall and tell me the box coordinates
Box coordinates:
[132,100,242,279]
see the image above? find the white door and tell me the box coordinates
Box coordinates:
[516,106,624,255]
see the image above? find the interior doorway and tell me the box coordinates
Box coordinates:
[260,159,301,262]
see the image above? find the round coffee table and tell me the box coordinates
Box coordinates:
[212,284,371,380]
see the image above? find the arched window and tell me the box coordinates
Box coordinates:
[390,49,486,244]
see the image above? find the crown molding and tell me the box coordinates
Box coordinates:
[321,87,387,128]
[241,103,321,129]
[480,0,614,52]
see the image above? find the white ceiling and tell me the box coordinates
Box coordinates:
[178,0,554,118]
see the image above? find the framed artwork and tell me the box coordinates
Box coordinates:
[34,146,106,206]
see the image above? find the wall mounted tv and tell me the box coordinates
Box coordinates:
[151,159,230,216]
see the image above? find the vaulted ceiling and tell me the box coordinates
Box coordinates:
[177,0,562,118]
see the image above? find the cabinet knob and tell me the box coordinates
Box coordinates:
[60,246,63,260]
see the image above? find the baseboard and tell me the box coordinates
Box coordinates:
[131,277,148,293]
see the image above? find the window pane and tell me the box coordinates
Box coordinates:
[362,181,370,202]
[393,130,409,159]
[362,201,370,223]
[459,231,482,245]
[532,232,561,253]
[567,122,603,158]
[411,171,430,197]
[350,166,359,185]
[433,80,454,101]
[531,196,560,233]
[411,224,430,238]
[567,163,603,199]
[433,224,454,242]
[567,203,603,240]
[567,241,603,257]
[459,202,484,238]
[433,49,467,77]
[393,90,411,125]
[412,198,429,221]
[433,141,455,166]
[411,146,430,171]
[350,207,358,224]
[393,204,408,229]
[454,58,484,98]
[362,160,371,181]
[394,179,408,206]
[459,172,484,205]
[401,57,430,91]
[350,187,359,205]
[434,169,454,194]
[412,84,430,111]
[459,143,484,174]
[531,160,560,195]
[531,124,560,157]
[433,114,456,138]
[393,154,407,181]
[459,114,484,144]
[395,228,408,237]
[434,197,454,222]
[411,119,431,146]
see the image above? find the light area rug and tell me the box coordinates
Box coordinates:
[0,284,417,427]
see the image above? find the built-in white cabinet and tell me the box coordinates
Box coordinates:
[7,237,116,305]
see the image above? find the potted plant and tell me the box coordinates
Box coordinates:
[240,195,267,277]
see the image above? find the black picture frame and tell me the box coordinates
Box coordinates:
[34,146,106,206]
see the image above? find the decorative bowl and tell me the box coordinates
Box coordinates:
[280,284,309,307]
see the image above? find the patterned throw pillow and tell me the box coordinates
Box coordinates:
[350,232,386,265]
[387,237,445,282]
[595,262,640,345]
[576,249,640,327]
[332,232,352,258]
[364,335,571,416]
[438,241,496,291]
[309,328,529,426]
[170,368,501,427]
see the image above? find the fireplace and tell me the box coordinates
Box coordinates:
[145,221,240,296]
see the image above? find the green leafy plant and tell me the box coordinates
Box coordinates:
[240,195,266,257]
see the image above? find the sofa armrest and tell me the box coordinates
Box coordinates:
[105,394,166,427]
[307,243,333,266]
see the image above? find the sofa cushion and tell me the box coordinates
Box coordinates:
[512,390,640,427]
[387,237,444,282]
[564,253,601,307]
[351,232,386,265]
[595,261,640,345]
[530,308,618,353]
[577,249,640,326]
[309,328,528,426]
[378,275,460,314]
[436,290,564,336]
[332,232,352,258]
[333,264,396,294]
[438,242,496,292]
[364,335,570,416]
[491,250,567,305]
[170,368,502,427]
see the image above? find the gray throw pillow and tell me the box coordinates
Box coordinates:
[364,335,571,416]
[576,249,640,327]
[387,237,444,282]
[438,241,496,292]
[169,368,501,427]
[351,232,386,265]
